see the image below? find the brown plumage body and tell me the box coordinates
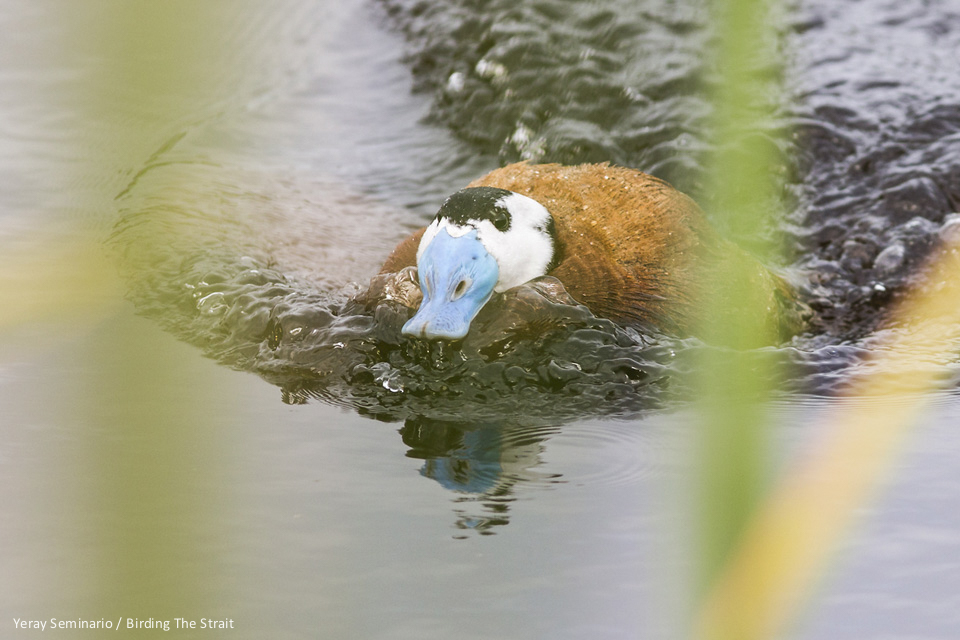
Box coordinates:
[381,162,805,339]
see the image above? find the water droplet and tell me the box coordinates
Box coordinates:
[446,71,465,93]
[197,292,226,315]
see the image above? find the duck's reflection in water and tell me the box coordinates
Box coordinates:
[401,417,561,536]
[269,273,675,534]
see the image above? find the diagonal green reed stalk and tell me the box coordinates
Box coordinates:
[695,243,960,639]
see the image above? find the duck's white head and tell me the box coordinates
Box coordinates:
[401,186,557,340]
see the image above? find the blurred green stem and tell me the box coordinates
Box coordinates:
[696,0,781,616]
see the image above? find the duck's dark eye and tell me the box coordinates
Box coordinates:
[492,209,510,232]
[452,278,470,300]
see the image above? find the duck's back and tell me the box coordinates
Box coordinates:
[467,162,710,332]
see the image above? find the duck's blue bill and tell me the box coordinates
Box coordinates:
[402,227,499,340]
